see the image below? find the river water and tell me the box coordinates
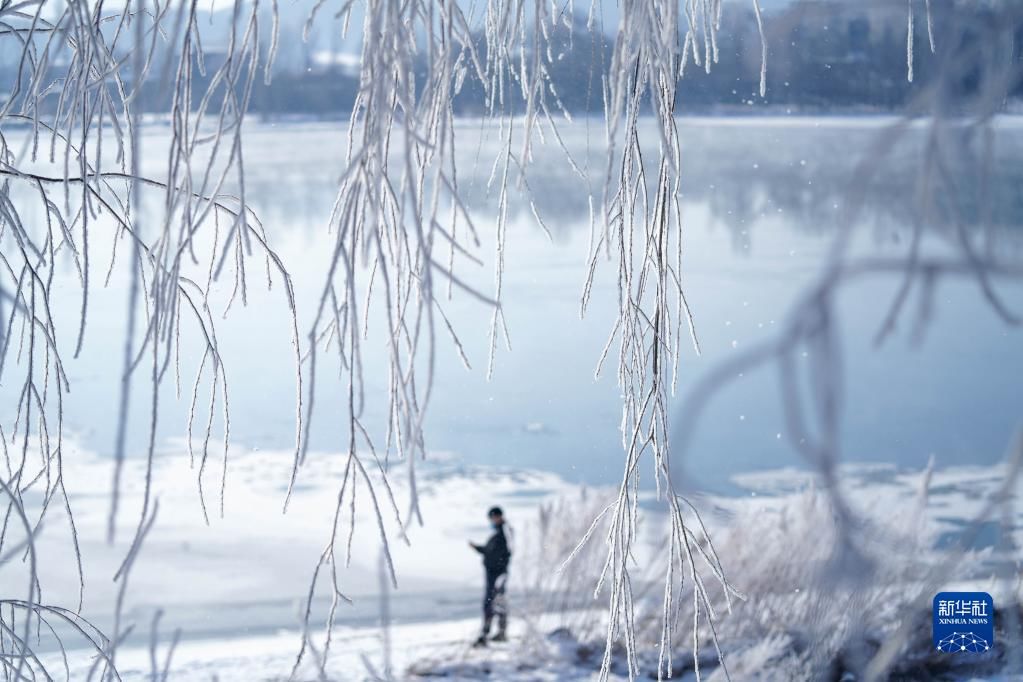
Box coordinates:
[18,115,1018,493]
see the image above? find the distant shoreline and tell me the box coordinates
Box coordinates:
[8,109,1023,131]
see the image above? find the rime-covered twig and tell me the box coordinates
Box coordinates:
[4,1,1000,680]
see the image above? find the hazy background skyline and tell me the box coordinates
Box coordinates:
[3,0,1015,118]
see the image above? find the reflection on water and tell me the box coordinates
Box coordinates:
[9,117,1023,492]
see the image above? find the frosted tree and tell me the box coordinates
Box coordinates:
[1,0,1021,680]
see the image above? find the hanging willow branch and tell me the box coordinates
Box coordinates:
[4,0,1010,680]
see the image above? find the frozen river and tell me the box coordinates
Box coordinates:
[3,116,1022,678]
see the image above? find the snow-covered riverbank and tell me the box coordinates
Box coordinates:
[15,439,1022,680]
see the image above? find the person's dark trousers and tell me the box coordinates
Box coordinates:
[480,571,508,639]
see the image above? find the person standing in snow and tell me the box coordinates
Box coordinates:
[469,506,512,646]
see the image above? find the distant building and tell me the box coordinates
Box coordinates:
[308,51,361,77]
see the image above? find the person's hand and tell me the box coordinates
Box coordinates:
[468,541,477,550]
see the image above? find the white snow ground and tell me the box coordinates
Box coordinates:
[10,442,1023,680]
[63,616,613,681]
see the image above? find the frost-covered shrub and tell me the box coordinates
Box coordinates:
[490,463,1021,681]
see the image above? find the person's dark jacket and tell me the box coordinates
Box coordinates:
[475,525,511,576]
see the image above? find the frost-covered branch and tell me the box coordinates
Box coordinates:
[5,0,1012,679]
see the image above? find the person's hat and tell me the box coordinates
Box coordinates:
[487,506,503,517]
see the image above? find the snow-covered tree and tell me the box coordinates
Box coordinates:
[1,0,1021,679]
